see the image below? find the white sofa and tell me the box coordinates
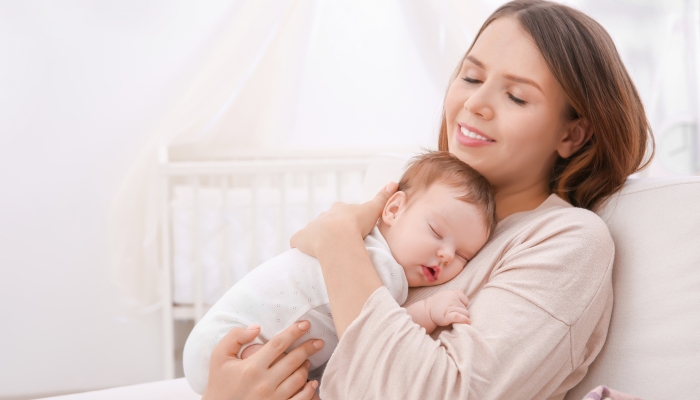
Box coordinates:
[42,155,700,399]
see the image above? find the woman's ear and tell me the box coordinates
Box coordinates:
[557,118,592,159]
[381,191,407,226]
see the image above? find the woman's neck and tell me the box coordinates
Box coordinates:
[494,181,552,222]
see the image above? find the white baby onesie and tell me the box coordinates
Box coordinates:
[182,227,409,395]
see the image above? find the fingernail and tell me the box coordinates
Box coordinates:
[297,320,310,330]
[313,340,324,349]
[311,380,319,390]
[247,324,260,330]
[385,182,397,192]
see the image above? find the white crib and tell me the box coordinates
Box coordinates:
[157,149,379,378]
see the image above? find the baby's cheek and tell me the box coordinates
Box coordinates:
[443,266,464,283]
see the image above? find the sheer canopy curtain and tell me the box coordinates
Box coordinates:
[112,0,700,315]
[111,0,491,315]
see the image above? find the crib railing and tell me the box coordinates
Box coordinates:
[158,150,373,378]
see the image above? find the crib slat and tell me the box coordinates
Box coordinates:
[220,176,232,295]
[279,172,288,255]
[335,171,343,203]
[192,176,204,322]
[160,174,175,379]
[307,172,314,223]
[250,173,259,270]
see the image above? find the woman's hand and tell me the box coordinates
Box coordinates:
[202,321,324,400]
[289,182,398,338]
[290,182,398,258]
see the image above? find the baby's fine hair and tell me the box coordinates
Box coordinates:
[398,151,496,235]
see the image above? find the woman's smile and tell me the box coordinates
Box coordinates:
[455,122,496,147]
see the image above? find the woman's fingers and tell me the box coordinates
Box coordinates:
[270,337,324,383]
[210,325,261,364]
[276,360,312,399]
[359,182,398,236]
[290,181,397,256]
[251,321,312,368]
[288,379,319,400]
[203,323,322,399]
[310,391,321,400]
[202,325,267,400]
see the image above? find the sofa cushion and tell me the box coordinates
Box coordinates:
[565,176,700,399]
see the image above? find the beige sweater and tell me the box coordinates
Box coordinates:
[319,194,614,400]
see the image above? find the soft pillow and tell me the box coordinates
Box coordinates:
[565,176,700,399]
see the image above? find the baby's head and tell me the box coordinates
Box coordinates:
[378,151,495,287]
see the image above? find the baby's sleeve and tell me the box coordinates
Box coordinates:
[366,245,409,305]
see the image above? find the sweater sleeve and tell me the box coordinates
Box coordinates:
[319,210,614,400]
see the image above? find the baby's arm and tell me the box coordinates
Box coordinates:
[405,289,470,334]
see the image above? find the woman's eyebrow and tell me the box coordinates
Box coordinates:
[465,55,484,68]
[466,55,543,94]
[504,74,543,93]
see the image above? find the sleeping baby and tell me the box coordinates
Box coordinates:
[183,151,496,394]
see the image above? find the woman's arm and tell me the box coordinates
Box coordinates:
[321,286,580,399]
[310,206,614,399]
[290,182,398,337]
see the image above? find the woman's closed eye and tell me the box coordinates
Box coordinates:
[463,76,481,84]
[508,93,526,105]
[463,76,526,105]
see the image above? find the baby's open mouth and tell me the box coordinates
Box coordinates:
[422,265,438,282]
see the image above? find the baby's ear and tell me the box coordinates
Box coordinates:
[381,191,407,226]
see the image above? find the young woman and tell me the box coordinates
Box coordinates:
[197,1,653,399]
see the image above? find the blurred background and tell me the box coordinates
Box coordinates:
[1,0,698,398]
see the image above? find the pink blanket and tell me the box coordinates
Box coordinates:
[581,385,643,400]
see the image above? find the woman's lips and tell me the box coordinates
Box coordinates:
[455,123,495,147]
[422,265,438,282]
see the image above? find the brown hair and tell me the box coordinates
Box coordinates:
[438,0,655,210]
[398,151,496,234]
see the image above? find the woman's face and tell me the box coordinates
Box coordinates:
[445,17,571,191]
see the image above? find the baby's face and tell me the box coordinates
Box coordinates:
[379,183,490,287]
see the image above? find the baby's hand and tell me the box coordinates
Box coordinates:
[425,289,470,327]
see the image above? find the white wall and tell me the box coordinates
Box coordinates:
[0,1,236,398]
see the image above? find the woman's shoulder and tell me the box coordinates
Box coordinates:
[497,193,613,247]
[485,194,614,326]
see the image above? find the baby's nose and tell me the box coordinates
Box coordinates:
[439,250,454,265]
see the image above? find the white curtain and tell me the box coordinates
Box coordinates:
[114,0,700,314]
[646,0,700,176]
[111,0,491,315]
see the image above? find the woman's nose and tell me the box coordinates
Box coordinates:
[464,85,494,121]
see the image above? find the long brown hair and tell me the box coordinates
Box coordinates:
[438,0,655,210]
